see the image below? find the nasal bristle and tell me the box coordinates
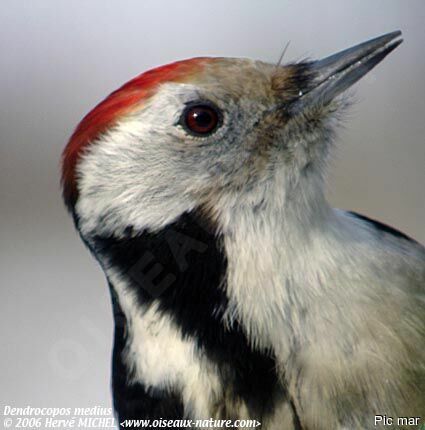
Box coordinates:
[61,57,212,210]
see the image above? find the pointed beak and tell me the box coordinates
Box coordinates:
[290,31,403,114]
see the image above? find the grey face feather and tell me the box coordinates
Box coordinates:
[76,58,342,237]
[71,38,425,428]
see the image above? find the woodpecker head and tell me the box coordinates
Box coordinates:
[62,32,402,239]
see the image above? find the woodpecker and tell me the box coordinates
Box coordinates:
[62,31,425,429]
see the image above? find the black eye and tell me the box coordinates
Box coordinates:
[180,102,222,136]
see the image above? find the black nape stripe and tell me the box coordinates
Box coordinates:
[348,211,418,244]
[289,398,304,430]
[93,211,285,423]
[109,285,185,424]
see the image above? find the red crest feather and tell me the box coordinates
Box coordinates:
[61,57,211,209]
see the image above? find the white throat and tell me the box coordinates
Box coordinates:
[215,175,344,357]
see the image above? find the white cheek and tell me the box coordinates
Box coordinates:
[75,83,231,238]
[75,120,195,236]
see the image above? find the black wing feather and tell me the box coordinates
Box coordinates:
[348,211,418,244]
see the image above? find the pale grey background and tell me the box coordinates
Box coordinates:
[1,0,424,414]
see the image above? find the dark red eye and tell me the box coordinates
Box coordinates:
[181,103,221,136]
